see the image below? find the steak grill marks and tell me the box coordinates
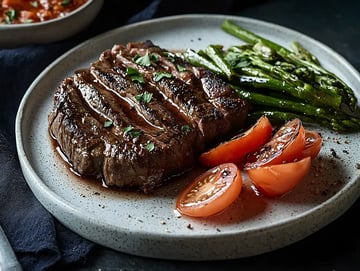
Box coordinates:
[48,40,249,192]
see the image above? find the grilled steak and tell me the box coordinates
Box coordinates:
[48,40,249,192]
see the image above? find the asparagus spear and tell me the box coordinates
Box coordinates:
[233,86,333,118]
[221,19,358,111]
[221,19,286,53]
[235,75,342,109]
[248,109,360,133]
[245,56,341,107]
[234,85,359,121]
[205,44,234,80]
[280,51,357,110]
[189,43,343,110]
[182,48,223,75]
[291,41,321,65]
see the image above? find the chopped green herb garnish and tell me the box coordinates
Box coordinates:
[134,53,151,67]
[144,142,155,152]
[131,75,144,83]
[61,0,72,6]
[176,64,187,72]
[126,67,139,75]
[133,52,159,66]
[154,72,172,82]
[123,126,141,138]
[126,67,144,83]
[150,53,159,62]
[163,52,175,62]
[5,9,17,24]
[104,120,113,128]
[181,125,191,134]
[123,126,133,133]
[30,1,38,8]
[135,92,153,103]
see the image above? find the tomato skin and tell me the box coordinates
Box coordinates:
[247,156,311,197]
[176,163,242,217]
[199,115,273,167]
[301,130,322,159]
[244,118,306,170]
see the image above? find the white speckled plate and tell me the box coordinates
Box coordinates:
[15,14,360,260]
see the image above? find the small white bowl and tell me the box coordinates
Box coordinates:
[0,0,103,48]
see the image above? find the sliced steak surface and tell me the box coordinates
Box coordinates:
[48,40,249,192]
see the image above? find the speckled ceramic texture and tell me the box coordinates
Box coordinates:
[0,0,103,48]
[15,15,360,260]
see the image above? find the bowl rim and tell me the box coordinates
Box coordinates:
[0,0,97,29]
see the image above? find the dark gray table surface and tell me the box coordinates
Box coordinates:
[74,1,360,270]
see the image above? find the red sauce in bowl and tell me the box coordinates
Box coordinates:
[0,0,89,24]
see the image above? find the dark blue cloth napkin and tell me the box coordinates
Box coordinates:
[0,0,264,270]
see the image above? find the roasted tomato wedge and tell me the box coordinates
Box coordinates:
[176,163,242,217]
[199,115,273,167]
[244,118,306,170]
[247,156,311,197]
[301,130,322,159]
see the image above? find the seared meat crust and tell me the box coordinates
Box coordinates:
[48,40,249,192]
